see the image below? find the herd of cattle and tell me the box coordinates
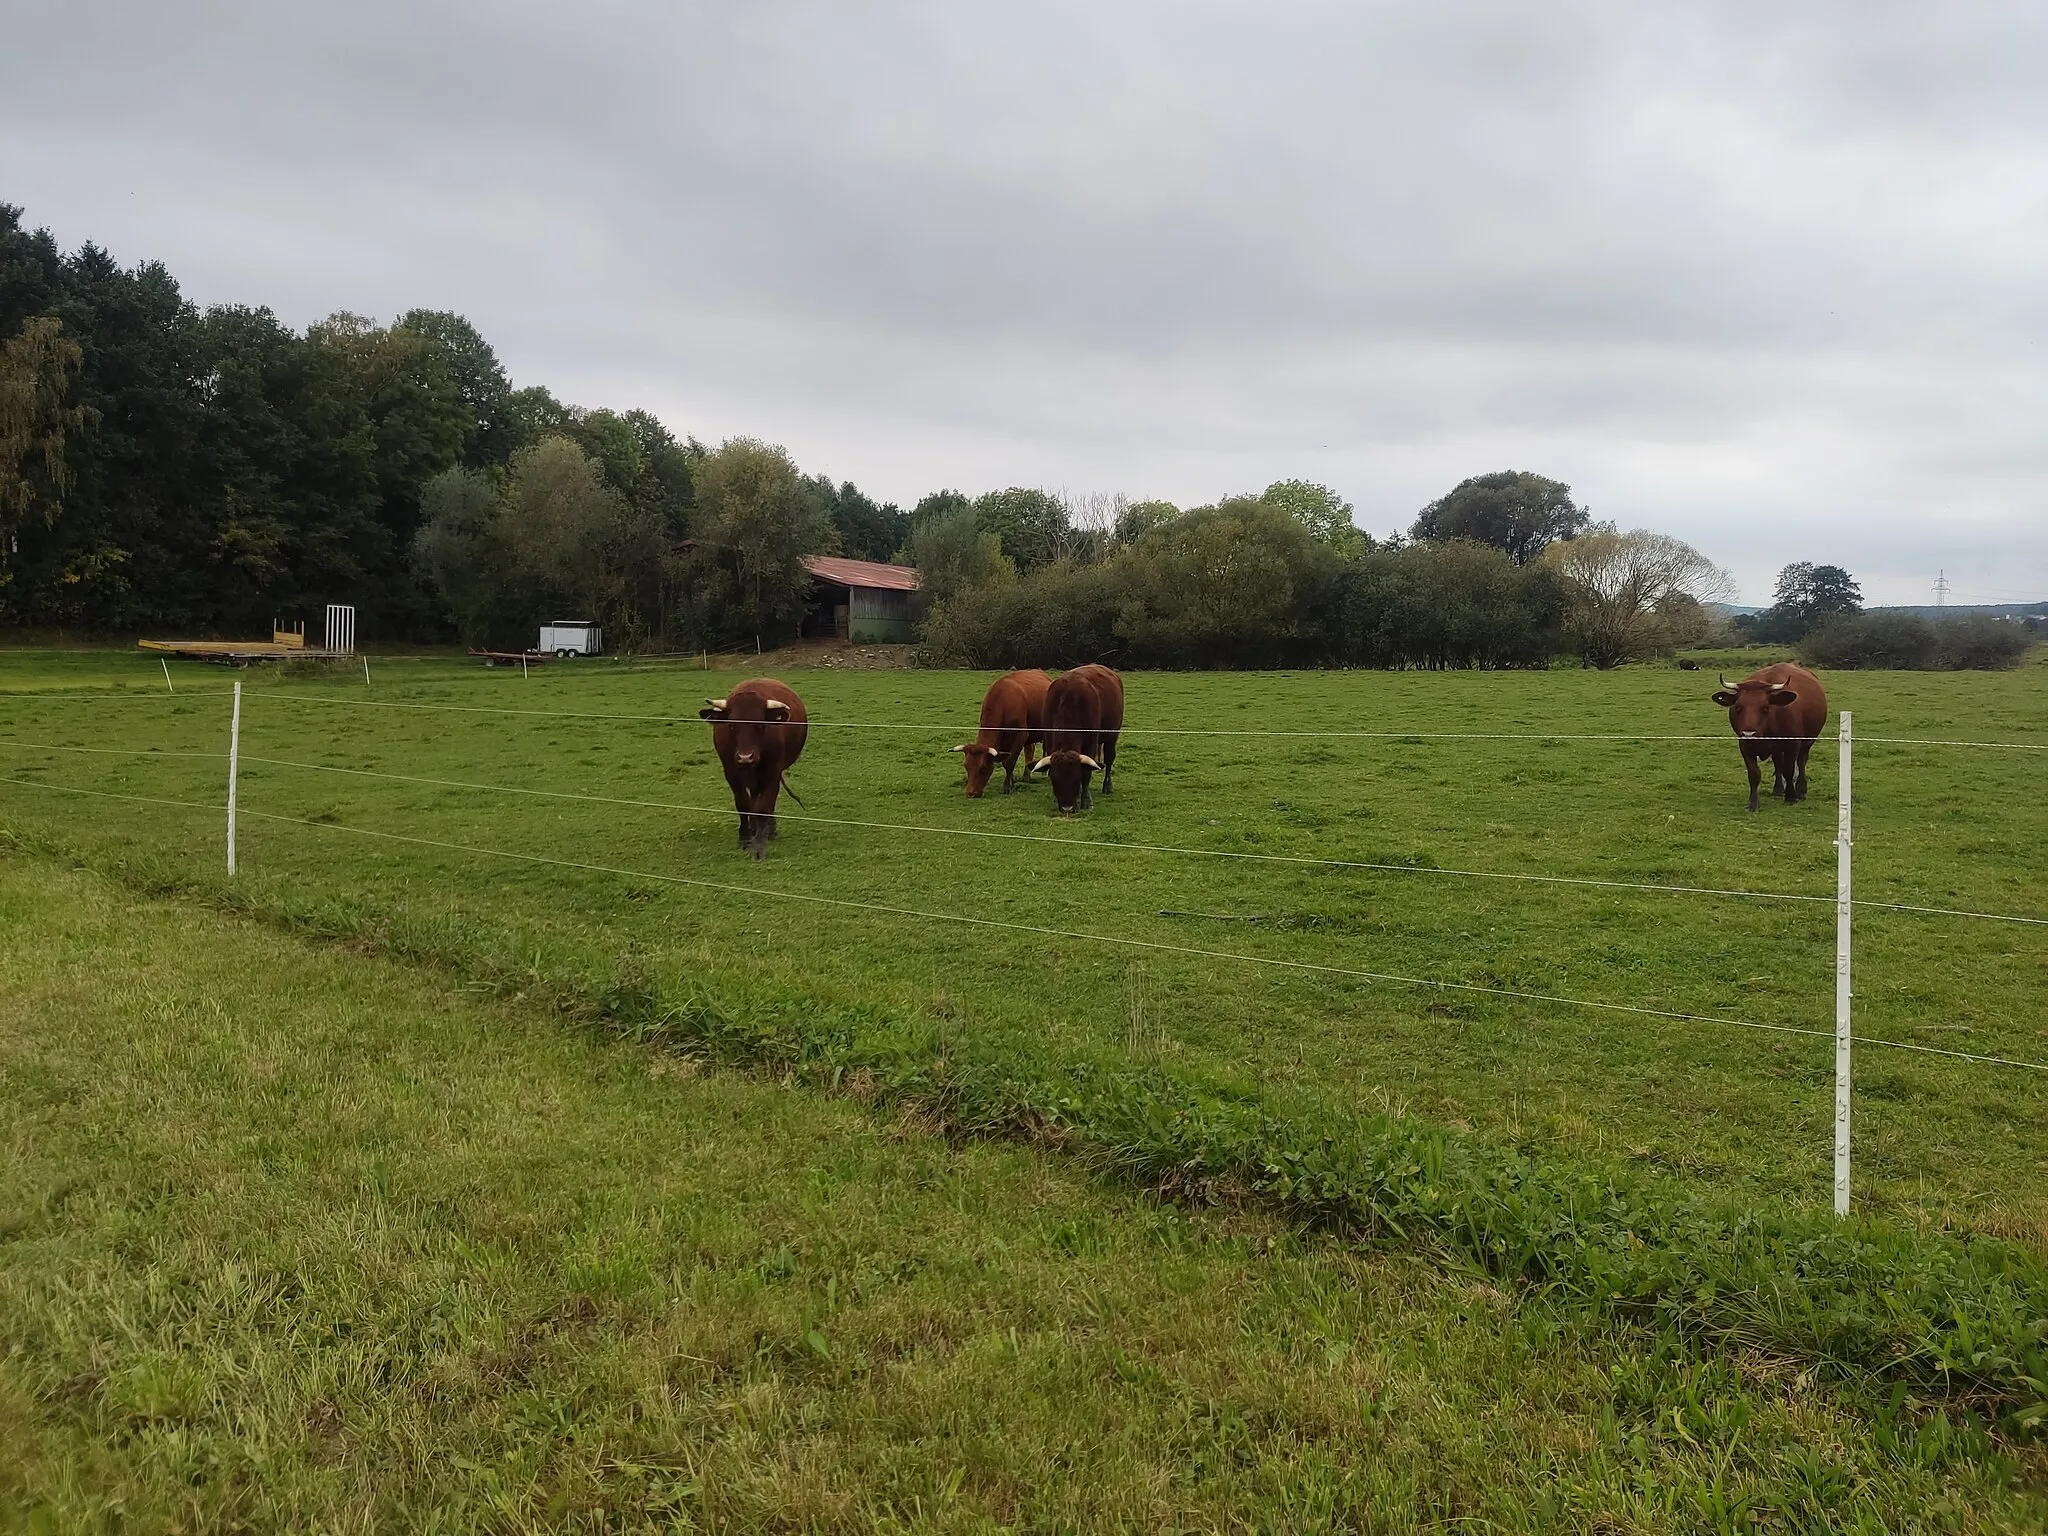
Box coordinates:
[695,660,1826,856]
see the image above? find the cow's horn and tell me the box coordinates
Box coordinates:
[1717,674,1730,689]
[1077,754,1100,770]
[764,698,790,715]
[705,697,728,710]
[947,744,966,753]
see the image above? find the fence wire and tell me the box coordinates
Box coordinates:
[9,682,2047,751]
[3,771,2044,1077]
[2,737,2043,927]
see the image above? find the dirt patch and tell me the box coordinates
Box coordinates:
[777,640,916,670]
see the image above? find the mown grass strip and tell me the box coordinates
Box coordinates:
[5,824,2045,1441]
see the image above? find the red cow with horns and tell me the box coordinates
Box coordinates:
[1710,662,1828,812]
[700,678,809,857]
[950,668,1052,796]
[1030,663,1124,813]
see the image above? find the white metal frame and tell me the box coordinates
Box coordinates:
[325,604,356,654]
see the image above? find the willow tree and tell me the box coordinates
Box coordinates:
[1545,529,1732,668]
[0,316,89,562]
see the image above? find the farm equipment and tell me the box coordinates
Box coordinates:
[539,621,602,658]
[469,649,551,667]
[139,610,356,666]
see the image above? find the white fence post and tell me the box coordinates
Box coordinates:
[1834,711,1853,1216]
[227,680,242,877]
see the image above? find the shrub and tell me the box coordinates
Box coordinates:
[1327,541,1565,669]
[1112,500,1338,668]
[1934,616,2034,671]
[920,559,1122,669]
[1802,612,1939,670]
[1802,613,2033,671]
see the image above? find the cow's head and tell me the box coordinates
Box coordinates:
[1030,748,1098,813]
[1710,674,1798,742]
[949,742,1001,797]
[701,693,791,768]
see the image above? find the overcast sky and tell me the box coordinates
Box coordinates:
[4,1,2044,603]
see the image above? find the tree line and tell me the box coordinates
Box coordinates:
[913,474,1733,671]
[1733,562,2033,671]
[0,205,909,648]
[26,203,1969,671]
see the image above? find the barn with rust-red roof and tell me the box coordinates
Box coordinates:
[800,555,921,643]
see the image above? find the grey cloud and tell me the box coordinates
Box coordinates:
[3,0,2044,602]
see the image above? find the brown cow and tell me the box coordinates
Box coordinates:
[700,677,809,857]
[1710,663,1828,812]
[950,668,1051,797]
[1030,663,1124,813]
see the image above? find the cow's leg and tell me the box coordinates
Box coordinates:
[730,779,753,848]
[1795,741,1813,803]
[1099,733,1118,794]
[1744,749,1762,812]
[1000,749,1018,793]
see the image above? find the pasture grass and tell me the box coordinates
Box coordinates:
[3,652,2047,1417]
[2,648,2041,1228]
[3,856,2046,1530]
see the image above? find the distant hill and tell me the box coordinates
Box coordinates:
[1713,600,2045,621]
[1871,602,2048,621]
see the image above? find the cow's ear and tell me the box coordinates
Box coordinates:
[1768,687,1798,707]
[1710,690,1738,707]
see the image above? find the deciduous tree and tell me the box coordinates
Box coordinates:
[690,438,831,647]
[0,316,88,559]
[972,487,1071,571]
[1262,479,1367,555]
[1411,471,1588,566]
[1545,529,1732,668]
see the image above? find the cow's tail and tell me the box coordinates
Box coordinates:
[778,773,805,809]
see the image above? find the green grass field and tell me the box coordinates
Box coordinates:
[5,855,2046,1530]
[1,648,2042,1226]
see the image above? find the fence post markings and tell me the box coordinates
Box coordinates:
[227,680,242,877]
[1835,711,1853,1217]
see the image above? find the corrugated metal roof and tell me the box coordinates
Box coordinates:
[802,555,921,592]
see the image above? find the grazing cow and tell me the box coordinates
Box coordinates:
[700,678,809,857]
[1710,663,1828,812]
[1030,663,1124,813]
[950,668,1052,797]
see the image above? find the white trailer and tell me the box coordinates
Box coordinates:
[538,620,602,658]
